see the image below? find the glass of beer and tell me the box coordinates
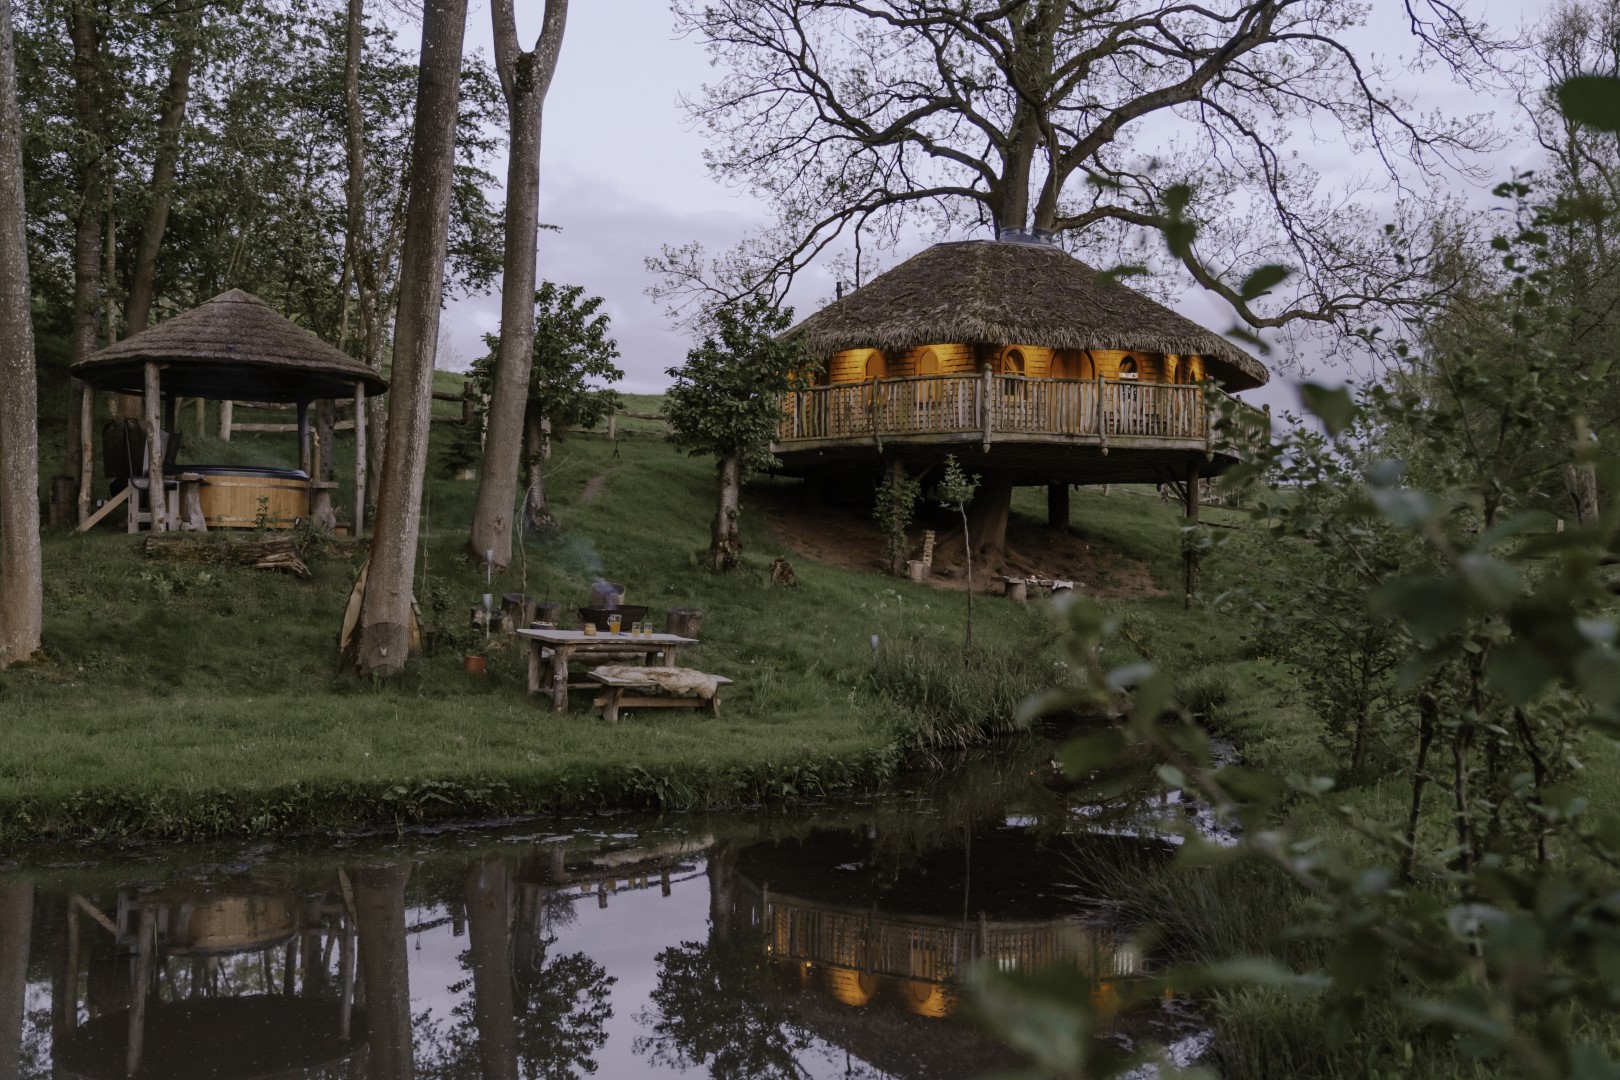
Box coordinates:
[607,613,622,635]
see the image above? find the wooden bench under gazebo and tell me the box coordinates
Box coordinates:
[68,289,388,534]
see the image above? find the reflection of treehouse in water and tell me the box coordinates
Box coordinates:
[752,887,1139,1018]
[725,827,1161,1022]
[52,880,367,1079]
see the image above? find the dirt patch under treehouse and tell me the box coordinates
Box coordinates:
[750,485,1164,600]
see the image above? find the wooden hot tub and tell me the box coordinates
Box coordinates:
[167,464,310,529]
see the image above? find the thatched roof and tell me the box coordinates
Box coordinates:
[70,289,389,402]
[789,240,1268,390]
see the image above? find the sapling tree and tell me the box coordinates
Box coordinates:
[451,283,623,531]
[872,462,921,576]
[663,296,812,571]
[933,455,979,649]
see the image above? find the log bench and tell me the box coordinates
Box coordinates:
[587,668,733,723]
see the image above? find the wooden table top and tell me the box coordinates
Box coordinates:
[515,628,699,646]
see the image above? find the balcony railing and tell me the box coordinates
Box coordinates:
[776,372,1260,449]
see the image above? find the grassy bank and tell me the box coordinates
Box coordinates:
[6,342,1239,845]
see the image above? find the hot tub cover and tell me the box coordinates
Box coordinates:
[70,290,389,403]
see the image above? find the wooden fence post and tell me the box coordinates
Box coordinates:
[217,399,233,441]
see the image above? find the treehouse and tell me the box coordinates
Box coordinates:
[775,237,1271,572]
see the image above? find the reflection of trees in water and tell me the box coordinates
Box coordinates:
[414,939,613,1080]
[635,937,815,1080]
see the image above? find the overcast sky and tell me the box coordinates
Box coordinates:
[439,0,1551,413]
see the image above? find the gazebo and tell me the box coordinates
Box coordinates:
[774,238,1271,572]
[68,290,388,533]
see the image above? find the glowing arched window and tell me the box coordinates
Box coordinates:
[1182,356,1201,383]
[1118,356,1139,380]
[917,348,940,376]
[864,350,887,380]
[1004,348,1026,375]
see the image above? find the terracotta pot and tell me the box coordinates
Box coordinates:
[463,653,486,676]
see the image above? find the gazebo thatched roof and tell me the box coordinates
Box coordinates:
[788,240,1268,391]
[69,289,388,402]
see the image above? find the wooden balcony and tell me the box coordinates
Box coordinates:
[772,371,1267,484]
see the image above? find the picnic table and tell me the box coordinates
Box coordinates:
[516,627,699,713]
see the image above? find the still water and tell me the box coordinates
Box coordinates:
[1,740,1200,1079]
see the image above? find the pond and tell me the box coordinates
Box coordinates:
[1,735,1206,1079]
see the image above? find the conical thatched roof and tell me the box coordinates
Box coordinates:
[789,240,1268,390]
[70,289,389,402]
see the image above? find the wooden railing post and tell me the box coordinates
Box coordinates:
[1096,375,1108,455]
[981,367,993,451]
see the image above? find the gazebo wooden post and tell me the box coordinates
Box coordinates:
[217,399,233,441]
[353,381,367,534]
[143,362,168,532]
[296,400,312,475]
[77,388,92,523]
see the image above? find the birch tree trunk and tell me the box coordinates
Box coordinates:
[0,0,43,667]
[467,0,567,568]
[711,452,742,571]
[342,0,388,521]
[124,2,200,336]
[65,0,104,517]
[351,0,469,677]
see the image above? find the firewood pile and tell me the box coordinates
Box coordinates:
[141,535,312,580]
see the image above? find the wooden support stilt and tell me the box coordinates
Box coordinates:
[1183,464,1201,606]
[296,400,311,475]
[1046,482,1069,531]
[143,363,168,533]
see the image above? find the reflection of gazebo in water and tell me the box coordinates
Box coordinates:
[68,290,388,534]
[52,883,367,1079]
[724,828,1157,1023]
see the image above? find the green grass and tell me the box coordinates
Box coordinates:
[9,343,1233,844]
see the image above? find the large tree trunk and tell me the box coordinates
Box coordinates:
[467,0,568,568]
[0,882,32,1074]
[0,0,43,668]
[65,0,105,518]
[711,452,742,571]
[123,2,200,336]
[521,401,554,532]
[352,865,413,1080]
[964,470,1012,569]
[464,860,519,1080]
[351,0,469,677]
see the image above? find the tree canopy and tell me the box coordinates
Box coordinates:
[657,0,1508,331]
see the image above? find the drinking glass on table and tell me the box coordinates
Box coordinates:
[607,613,622,635]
